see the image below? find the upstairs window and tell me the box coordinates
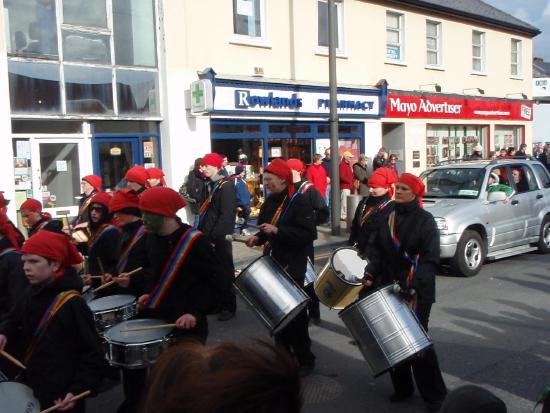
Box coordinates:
[386,11,404,62]
[317,0,344,52]
[233,0,264,38]
[511,39,522,76]
[472,30,485,73]
[426,20,441,66]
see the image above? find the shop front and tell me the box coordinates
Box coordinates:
[385,92,533,170]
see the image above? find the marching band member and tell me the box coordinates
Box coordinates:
[287,158,329,325]
[363,173,447,411]
[0,191,25,246]
[245,158,317,376]
[74,175,102,226]
[0,230,106,412]
[125,166,149,195]
[146,167,167,188]
[20,198,62,238]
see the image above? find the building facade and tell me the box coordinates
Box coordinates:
[533,57,550,144]
[0,0,539,222]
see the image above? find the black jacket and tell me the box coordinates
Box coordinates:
[0,240,28,316]
[198,176,236,239]
[143,224,225,340]
[372,156,388,171]
[295,180,329,236]
[365,199,439,304]
[256,190,316,283]
[179,169,208,214]
[27,217,64,238]
[84,224,121,287]
[0,268,106,409]
[348,194,394,257]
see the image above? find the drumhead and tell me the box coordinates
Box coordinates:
[331,247,367,283]
[0,382,40,412]
[88,294,136,312]
[104,319,172,344]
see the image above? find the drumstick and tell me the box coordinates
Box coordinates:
[83,275,104,279]
[232,238,248,244]
[92,267,143,293]
[0,349,26,370]
[120,323,176,332]
[40,390,92,413]
[97,257,105,276]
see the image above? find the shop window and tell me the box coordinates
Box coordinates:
[5,0,59,58]
[65,65,114,115]
[62,30,111,64]
[494,126,522,152]
[268,124,311,134]
[426,20,441,66]
[317,0,344,52]
[117,69,159,115]
[511,39,522,77]
[63,0,108,28]
[472,30,485,73]
[12,120,83,134]
[233,0,264,38]
[8,60,61,114]
[386,11,404,62]
[317,124,360,135]
[94,121,157,134]
[211,124,262,134]
[114,0,157,67]
[426,125,488,166]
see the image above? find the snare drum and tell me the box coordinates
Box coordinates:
[0,382,40,412]
[314,247,366,309]
[234,255,310,335]
[303,257,317,287]
[88,294,137,333]
[103,319,173,369]
[339,284,432,377]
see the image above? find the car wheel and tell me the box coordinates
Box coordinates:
[450,230,485,277]
[537,216,550,254]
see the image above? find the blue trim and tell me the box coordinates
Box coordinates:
[213,109,381,118]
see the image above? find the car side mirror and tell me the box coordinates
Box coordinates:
[487,191,507,202]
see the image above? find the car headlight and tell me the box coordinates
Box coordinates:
[434,217,448,231]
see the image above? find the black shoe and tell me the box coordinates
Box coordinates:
[218,310,235,321]
[389,393,414,403]
[299,364,315,377]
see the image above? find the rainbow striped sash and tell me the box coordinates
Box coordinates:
[116,225,146,274]
[146,228,202,309]
[88,224,119,251]
[198,179,229,225]
[24,290,80,363]
[360,199,392,225]
[77,195,94,219]
[0,247,17,258]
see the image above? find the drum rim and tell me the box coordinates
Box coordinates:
[235,254,272,280]
[338,283,397,316]
[271,299,310,335]
[0,381,40,410]
[328,246,365,286]
[88,295,136,311]
[104,336,173,346]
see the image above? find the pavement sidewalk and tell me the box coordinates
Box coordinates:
[232,223,349,269]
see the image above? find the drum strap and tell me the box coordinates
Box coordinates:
[198,179,229,225]
[24,290,80,364]
[116,224,146,274]
[146,228,202,309]
[388,211,419,289]
[88,224,119,251]
[77,195,94,219]
[360,199,392,225]
[263,181,312,256]
[0,247,17,257]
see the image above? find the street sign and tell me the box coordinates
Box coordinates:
[189,79,214,115]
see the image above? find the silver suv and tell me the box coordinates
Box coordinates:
[420,159,550,276]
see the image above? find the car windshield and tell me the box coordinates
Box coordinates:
[420,168,485,199]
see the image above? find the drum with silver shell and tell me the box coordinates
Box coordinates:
[103,319,174,369]
[303,257,317,287]
[0,381,40,412]
[87,294,137,334]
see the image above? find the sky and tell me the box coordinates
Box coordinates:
[482,0,550,61]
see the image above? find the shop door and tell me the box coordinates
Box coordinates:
[94,138,139,191]
[30,139,86,217]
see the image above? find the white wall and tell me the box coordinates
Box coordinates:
[533,103,550,142]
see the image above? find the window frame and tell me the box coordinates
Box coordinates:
[316,0,345,56]
[472,30,486,74]
[386,11,405,64]
[511,38,522,78]
[426,20,441,68]
[231,0,269,48]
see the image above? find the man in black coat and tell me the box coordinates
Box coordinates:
[246,158,317,376]
[0,213,27,315]
[0,230,106,412]
[364,173,447,412]
[198,152,237,321]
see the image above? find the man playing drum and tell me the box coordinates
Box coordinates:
[74,175,102,226]
[0,230,106,412]
[245,158,317,376]
[363,173,447,411]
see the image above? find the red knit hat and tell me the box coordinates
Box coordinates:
[287,158,306,175]
[82,175,102,191]
[146,167,167,187]
[91,191,113,208]
[0,212,20,250]
[20,198,42,212]
[0,192,9,209]
[125,166,149,186]
[140,187,186,217]
[398,173,426,206]
[109,189,140,214]
[265,158,295,197]
[22,230,82,278]
[203,153,224,169]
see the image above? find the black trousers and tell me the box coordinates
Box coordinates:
[304,283,320,319]
[274,307,315,367]
[212,237,237,313]
[389,303,447,404]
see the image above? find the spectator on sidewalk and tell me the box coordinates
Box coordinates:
[321,149,332,222]
[306,154,328,200]
[179,158,208,227]
[352,154,369,196]
[339,151,354,221]
[372,147,389,171]
[232,165,252,234]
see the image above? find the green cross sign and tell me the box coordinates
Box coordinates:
[192,83,204,104]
